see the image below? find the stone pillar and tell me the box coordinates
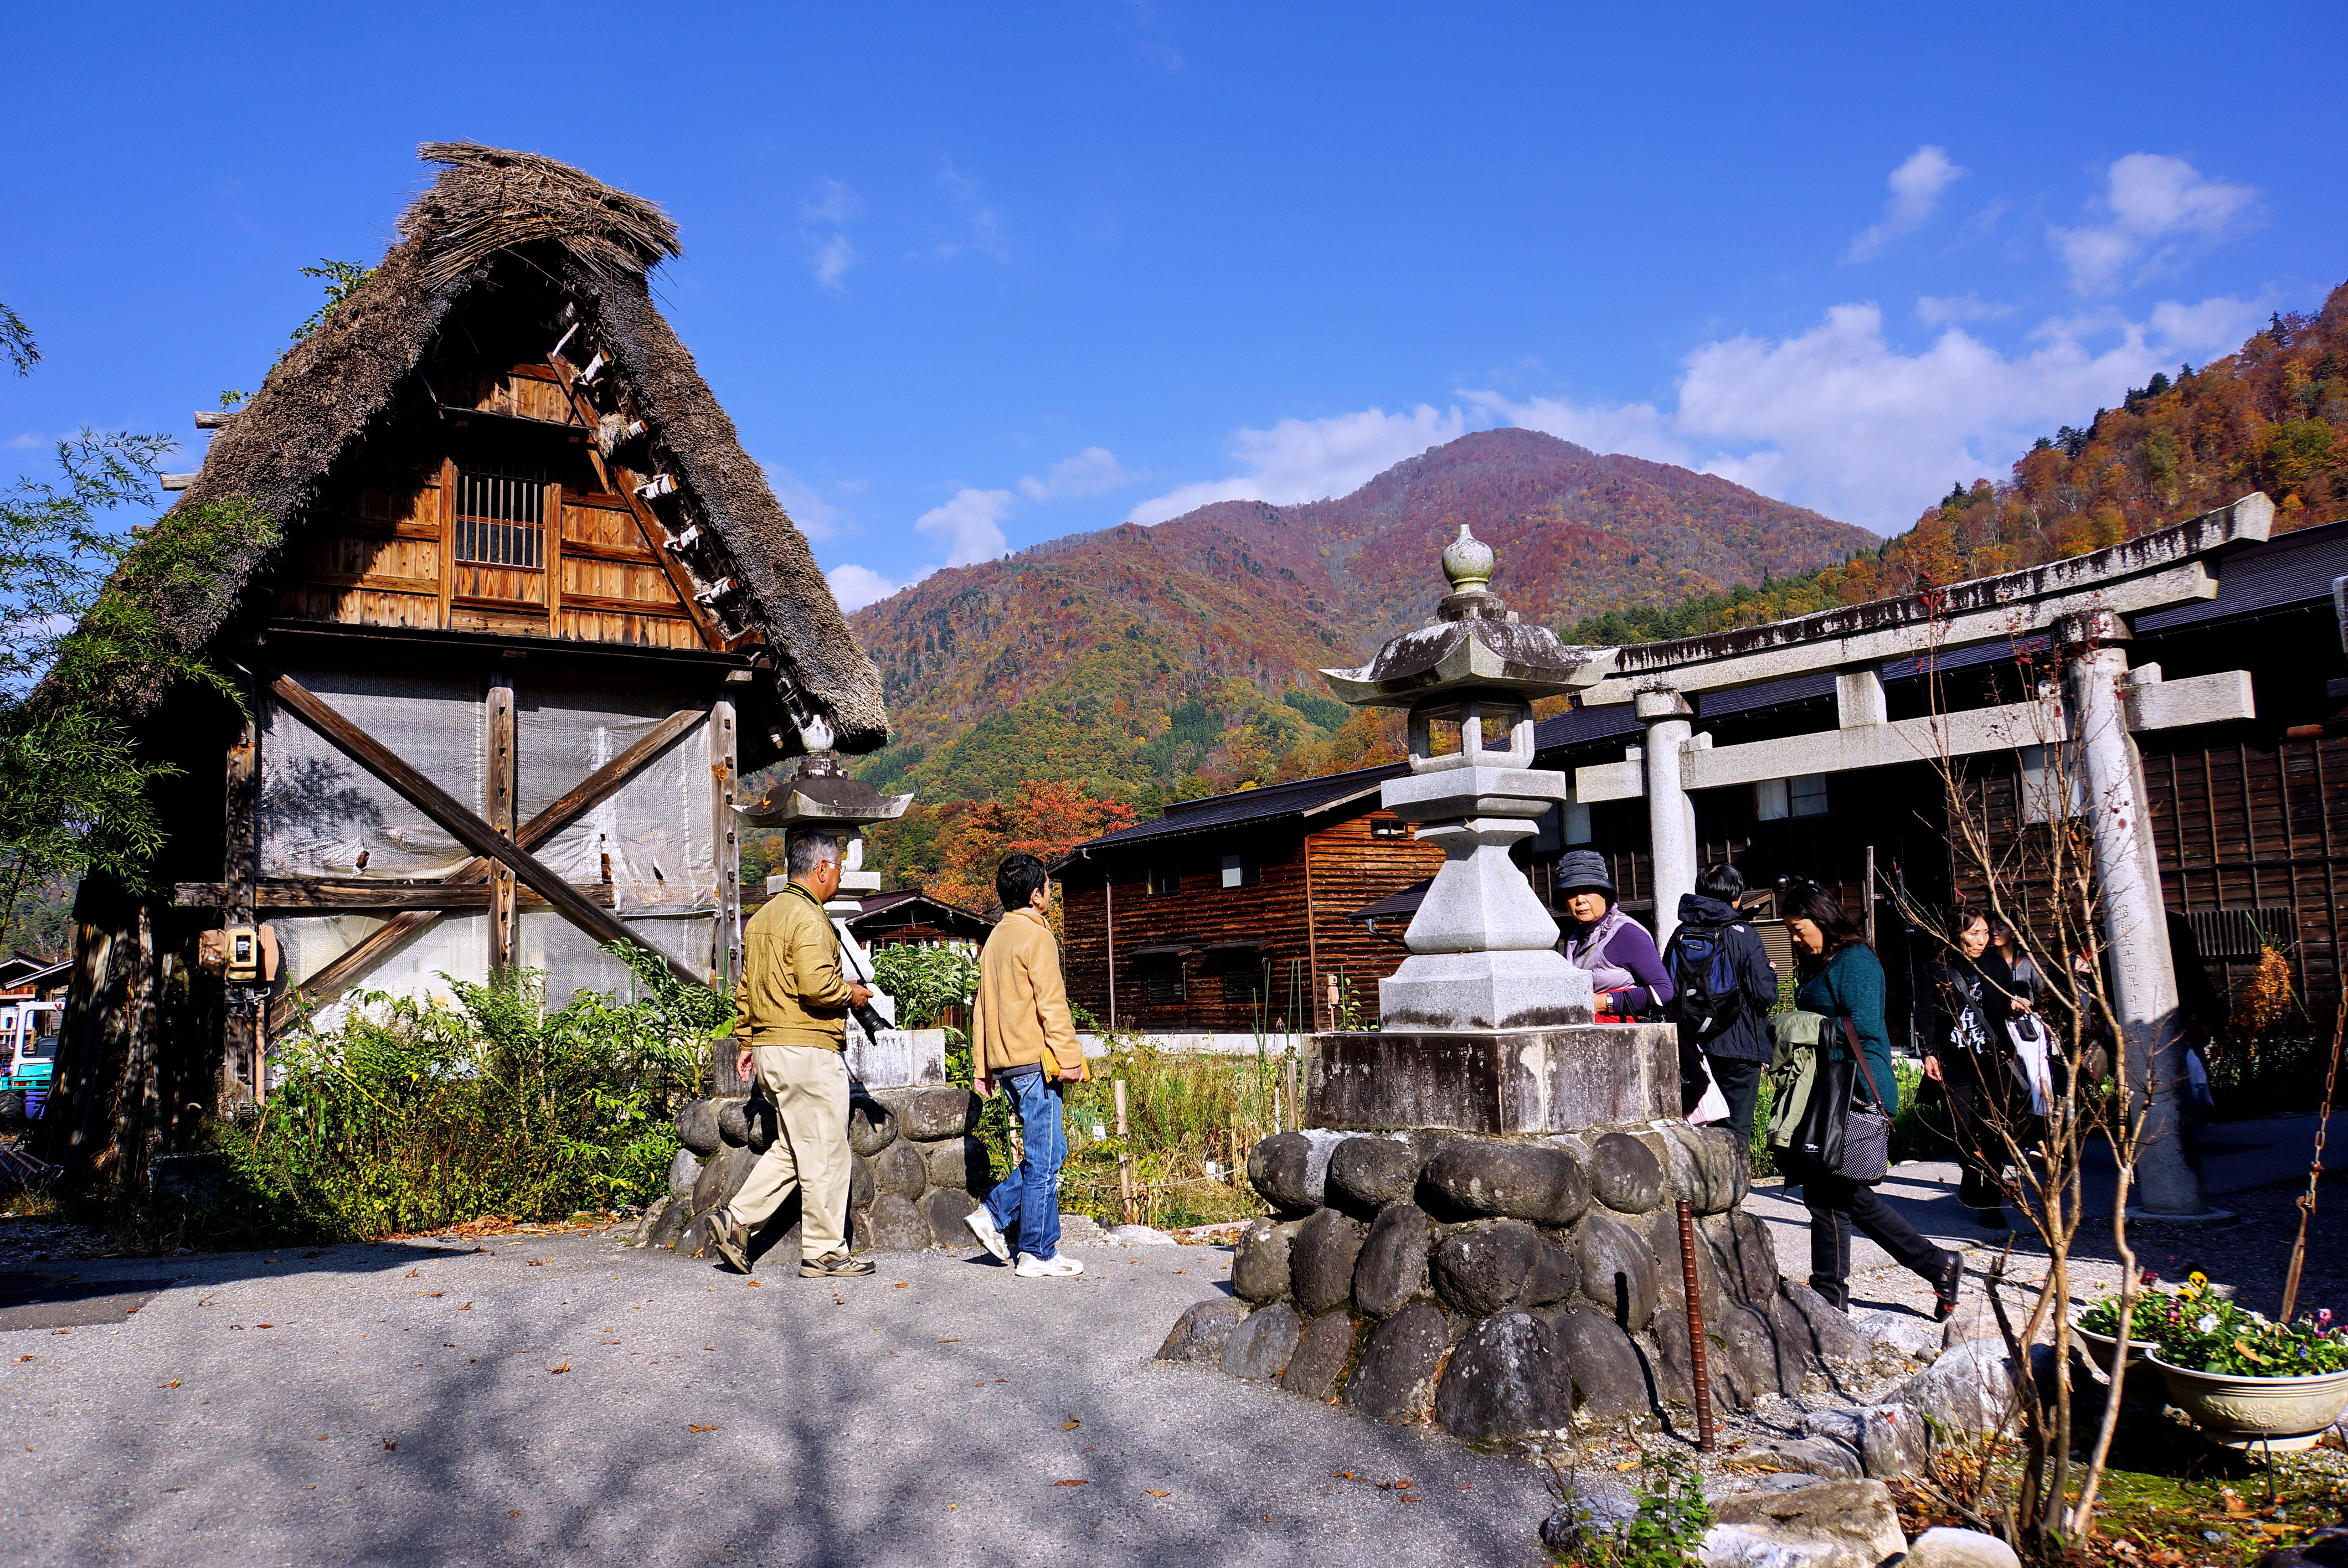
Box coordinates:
[2060,611,2207,1217]
[1636,688,1697,951]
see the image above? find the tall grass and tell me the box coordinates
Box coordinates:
[1057,1033,1285,1229]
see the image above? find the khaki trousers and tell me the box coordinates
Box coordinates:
[728,1043,852,1261]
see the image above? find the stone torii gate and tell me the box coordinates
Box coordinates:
[1571,495,2276,1219]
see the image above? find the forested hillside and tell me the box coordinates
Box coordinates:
[846,428,1871,808]
[1564,281,2348,646]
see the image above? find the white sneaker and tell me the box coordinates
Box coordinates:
[963,1208,1011,1263]
[1015,1251,1084,1278]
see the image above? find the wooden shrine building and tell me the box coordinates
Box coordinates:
[40,144,886,1183]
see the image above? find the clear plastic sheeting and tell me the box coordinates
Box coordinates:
[514,672,715,916]
[258,657,721,1021]
[272,911,492,1031]
[259,663,485,880]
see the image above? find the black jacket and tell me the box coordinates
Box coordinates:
[1914,948,2019,1086]
[1662,893,1779,1064]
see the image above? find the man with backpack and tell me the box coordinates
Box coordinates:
[1663,864,1779,1146]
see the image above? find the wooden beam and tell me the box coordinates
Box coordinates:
[260,881,616,911]
[488,673,517,971]
[222,708,259,1107]
[435,456,456,630]
[264,704,703,1033]
[711,697,740,988]
[193,410,239,430]
[545,480,564,637]
[257,668,703,988]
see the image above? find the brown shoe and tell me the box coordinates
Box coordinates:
[799,1251,877,1279]
[707,1211,751,1274]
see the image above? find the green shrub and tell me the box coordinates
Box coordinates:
[210,961,714,1242]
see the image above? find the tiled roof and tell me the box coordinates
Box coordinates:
[1072,765,1403,853]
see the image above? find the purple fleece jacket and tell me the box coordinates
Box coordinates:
[1559,904,1675,1015]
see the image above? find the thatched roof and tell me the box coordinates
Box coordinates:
[112,141,887,750]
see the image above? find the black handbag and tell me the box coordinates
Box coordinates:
[1785,1034,1855,1169]
[1834,1011,1893,1184]
[1786,968,1893,1182]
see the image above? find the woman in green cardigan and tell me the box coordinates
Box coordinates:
[1783,882,1965,1320]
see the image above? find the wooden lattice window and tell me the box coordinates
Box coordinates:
[1142,961,1186,1004]
[1147,867,1181,896]
[454,462,547,568]
[2185,907,2298,962]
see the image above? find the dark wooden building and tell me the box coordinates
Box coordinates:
[1067,516,2348,1052]
[40,145,887,1183]
[1058,769,1444,1036]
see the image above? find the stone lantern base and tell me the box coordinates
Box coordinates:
[1308,1021,1681,1134]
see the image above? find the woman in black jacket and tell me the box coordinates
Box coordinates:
[1916,907,2030,1230]
[1663,863,1779,1146]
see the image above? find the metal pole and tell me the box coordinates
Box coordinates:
[1115,1078,1136,1226]
[1677,1198,1716,1452]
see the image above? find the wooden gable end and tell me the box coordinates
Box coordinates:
[266,292,718,652]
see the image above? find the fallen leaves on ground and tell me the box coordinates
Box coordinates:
[1063,1419,1080,1431]
[938,1338,961,1343]
[745,1280,763,1288]
[689,1425,719,1433]
[547,1363,570,1374]
[1053,1479,1087,1487]
[1146,1490,1170,1498]
[383,1441,397,1451]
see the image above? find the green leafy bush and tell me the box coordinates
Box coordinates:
[213,961,713,1241]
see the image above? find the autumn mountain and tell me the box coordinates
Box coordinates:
[843,427,1875,807]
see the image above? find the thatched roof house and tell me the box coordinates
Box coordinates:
[40,143,888,1183]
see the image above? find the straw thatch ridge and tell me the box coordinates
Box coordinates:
[104,142,887,749]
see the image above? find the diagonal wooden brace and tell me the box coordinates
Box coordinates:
[259,668,707,1007]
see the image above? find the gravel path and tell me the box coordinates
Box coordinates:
[1,1230,1570,1568]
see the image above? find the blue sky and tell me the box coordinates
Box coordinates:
[6,4,2343,612]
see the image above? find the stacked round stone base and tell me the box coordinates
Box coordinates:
[1156,1123,1866,1442]
[629,1086,995,1262]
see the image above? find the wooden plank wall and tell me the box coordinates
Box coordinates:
[1060,808,1441,1035]
[2145,731,2347,1030]
[272,364,704,651]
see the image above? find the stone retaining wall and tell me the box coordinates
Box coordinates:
[1157,1123,1870,1442]
[627,1086,995,1263]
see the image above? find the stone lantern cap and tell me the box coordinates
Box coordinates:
[738,751,912,829]
[1320,524,1614,708]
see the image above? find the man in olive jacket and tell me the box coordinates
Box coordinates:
[962,854,1088,1278]
[709,830,876,1280]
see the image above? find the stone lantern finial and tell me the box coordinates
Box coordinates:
[1440,523,1496,595]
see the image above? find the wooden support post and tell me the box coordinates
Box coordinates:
[1115,1079,1136,1226]
[488,673,517,973]
[1678,1198,1717,1452]
[544,481,564,636]
[223,706,259,1107]
[709,698,739,987]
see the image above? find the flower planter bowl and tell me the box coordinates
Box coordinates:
[2069,1313,2153,1378]
[2148,1350,2348,1451]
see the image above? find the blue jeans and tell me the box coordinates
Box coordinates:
[982,1070,1065,1261]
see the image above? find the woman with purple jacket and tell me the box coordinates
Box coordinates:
[1553,850,1674,1019]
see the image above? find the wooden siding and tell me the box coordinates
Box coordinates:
[2147,732,2347,1031]
[269,363,710,649]
[1060,806,1441,1035]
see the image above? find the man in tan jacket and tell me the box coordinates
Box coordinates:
[709,829,876,1280]
[962,854,1088,1277]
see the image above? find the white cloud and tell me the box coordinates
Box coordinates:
[1846,145,1966,262]
[931,162,1011,263]
[2052,153,2259,295]
[1916,293,2012,325]
[799,178,862,290]
[1470,295,2261,533]
[1128,405,1468,525]
[1458,393,1688,467]
[827,564,905,613]
[915,487,1015,566]
[1016,446,1133,501]
[764,465,847,542]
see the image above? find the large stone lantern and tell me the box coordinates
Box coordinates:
[1321,524,1611,1034]
[1308,525,1682,1132]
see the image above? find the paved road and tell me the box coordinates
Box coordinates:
[0,1232,1567,1568]
[1746,1111,2328,1299]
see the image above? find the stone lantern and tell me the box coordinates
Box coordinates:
[1311,525,1682,1131]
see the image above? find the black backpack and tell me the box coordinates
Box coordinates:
[1668,921,1747,1043]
